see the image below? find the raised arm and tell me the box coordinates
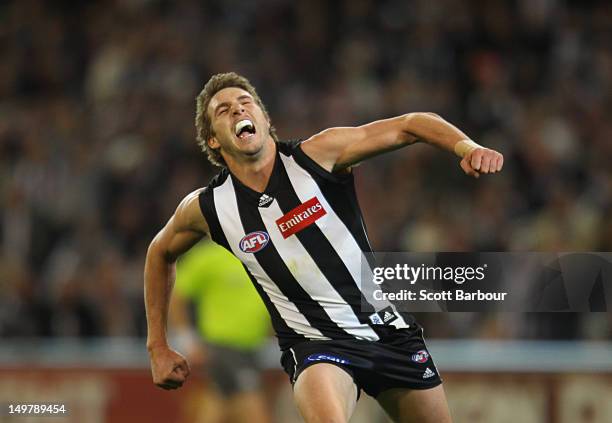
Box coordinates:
[144,189,208,389]
[301,112,503,177]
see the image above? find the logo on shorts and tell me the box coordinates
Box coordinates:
[306,353,350,365]
[423,367,436,379]
[239,231,270,253]
[276,197,326,238]
[412,350,430,364]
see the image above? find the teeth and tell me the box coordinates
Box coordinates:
[235,119,254,136]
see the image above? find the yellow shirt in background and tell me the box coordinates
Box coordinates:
[175,241,271,351]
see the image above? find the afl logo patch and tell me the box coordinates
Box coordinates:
[411,350,429,363]
[239,231,270,253]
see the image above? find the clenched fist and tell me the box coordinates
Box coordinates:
[149,345,191,390]
[460,147,503,178]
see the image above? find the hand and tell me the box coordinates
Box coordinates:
[460,147,503,178]
[149,345,191,390]
[174,328,209,370]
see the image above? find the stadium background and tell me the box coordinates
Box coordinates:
[0,0,611,422]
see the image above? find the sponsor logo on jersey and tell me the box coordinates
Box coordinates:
[380,306,398,325]
[412,350,430,364]
[369,307,399,326]
[239,231,270,253]
[276,197,326,238]
[383,311,395,322]
[306,353,350,365]
[369,313,384,325]
[258,193,274,208]
[423,367,436,379]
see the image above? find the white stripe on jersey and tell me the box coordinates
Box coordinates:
[213,176,329,340]
[280,153,409,329]
[259,200,380,340]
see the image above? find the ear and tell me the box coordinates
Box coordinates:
[207,137,220,149]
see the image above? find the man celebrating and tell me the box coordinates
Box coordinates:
[145,72,503,423]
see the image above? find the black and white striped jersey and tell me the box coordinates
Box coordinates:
[198,140,412,350]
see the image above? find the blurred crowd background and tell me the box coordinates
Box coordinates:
[1,0,611,341]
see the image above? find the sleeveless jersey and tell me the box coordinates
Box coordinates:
[198,140,412,350]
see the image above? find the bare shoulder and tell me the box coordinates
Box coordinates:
[148,188,208,261]
[173,188,209,235]
[300,126,365,172]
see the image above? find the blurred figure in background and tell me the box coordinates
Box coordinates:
[169,240,272,423]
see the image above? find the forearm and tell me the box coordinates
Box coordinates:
[144,244,176,351]
[404,113,475,157]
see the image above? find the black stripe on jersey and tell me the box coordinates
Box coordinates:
[232,179,351,340]
[290,144,373,254]
[240,263,307,351]
[275,159,386,335]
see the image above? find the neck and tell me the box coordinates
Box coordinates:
[224,139,276,193]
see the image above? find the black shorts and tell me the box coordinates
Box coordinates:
[280,324,442,398]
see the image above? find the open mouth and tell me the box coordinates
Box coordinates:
[235,119,256,140]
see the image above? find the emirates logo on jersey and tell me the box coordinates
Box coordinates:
[276,197,326,239]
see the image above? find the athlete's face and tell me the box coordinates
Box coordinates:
[207,87,271,163]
